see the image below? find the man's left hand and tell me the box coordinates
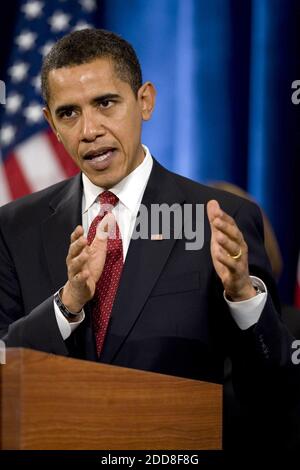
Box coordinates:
[207,199,256,302]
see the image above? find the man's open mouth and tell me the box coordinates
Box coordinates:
[82,147,117,170]
[83,147,116,161]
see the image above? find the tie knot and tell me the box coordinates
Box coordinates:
[99,190,119,207]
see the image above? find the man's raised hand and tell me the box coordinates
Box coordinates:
[61,215,113,312]
[207,200,256,301]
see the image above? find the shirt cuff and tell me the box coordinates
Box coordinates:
[224,276,268,330]
[53,298,85,340]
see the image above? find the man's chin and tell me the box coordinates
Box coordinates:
[87,172,123,189]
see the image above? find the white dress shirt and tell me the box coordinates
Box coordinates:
[54,144,267,340]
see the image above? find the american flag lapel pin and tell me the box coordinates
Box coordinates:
[151,233,164,240]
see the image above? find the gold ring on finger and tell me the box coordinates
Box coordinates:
[228,247,242,260]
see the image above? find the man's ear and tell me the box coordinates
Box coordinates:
[138,82,156,121]
[43,107,60,141]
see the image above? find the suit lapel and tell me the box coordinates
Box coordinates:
[101,160,185,363]
[41,175,83,291]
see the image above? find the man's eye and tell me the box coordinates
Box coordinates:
[59,109,75,119]
[63,110,75,118]
[100,100,113,108]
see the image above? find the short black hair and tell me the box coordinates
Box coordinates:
[41,28,143,103]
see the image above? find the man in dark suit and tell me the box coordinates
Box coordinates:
[0,28,298,450]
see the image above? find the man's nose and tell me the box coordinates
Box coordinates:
[81,109,105,142]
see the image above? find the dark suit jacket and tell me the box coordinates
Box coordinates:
[0,160,297,414]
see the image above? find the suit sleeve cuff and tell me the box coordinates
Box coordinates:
[224,276,268,330]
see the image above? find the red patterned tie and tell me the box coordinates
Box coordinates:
[87,191,123,356]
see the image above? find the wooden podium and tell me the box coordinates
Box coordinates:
[0,348,222,450]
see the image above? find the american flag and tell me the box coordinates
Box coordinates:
[0,0,98,206]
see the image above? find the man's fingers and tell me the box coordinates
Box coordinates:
[68,249,89,278]
[212,244,241,272]
[216,253,237,272]
[215,230,244,256]
[68,226,87,261]
[207,200,235,227]
[207,200,235,238]
[207,200,222,225]
[217,209,235,226]
[213,217,242,243]
[207,199,235,224]
[208,200,244,246]
[70,225,84,243]
[67,235,88,261]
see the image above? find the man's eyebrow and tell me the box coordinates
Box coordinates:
[92,93,121,103]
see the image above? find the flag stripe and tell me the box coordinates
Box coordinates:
[46,129,79,177]
[15,132,66,192]
[4,152,32,199]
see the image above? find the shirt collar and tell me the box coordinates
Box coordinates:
[82,145,153,215]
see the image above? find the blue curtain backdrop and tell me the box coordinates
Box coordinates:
[99,0,300,304]
[0,0,299,304]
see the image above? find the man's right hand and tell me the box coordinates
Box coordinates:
[61,218,110,313]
